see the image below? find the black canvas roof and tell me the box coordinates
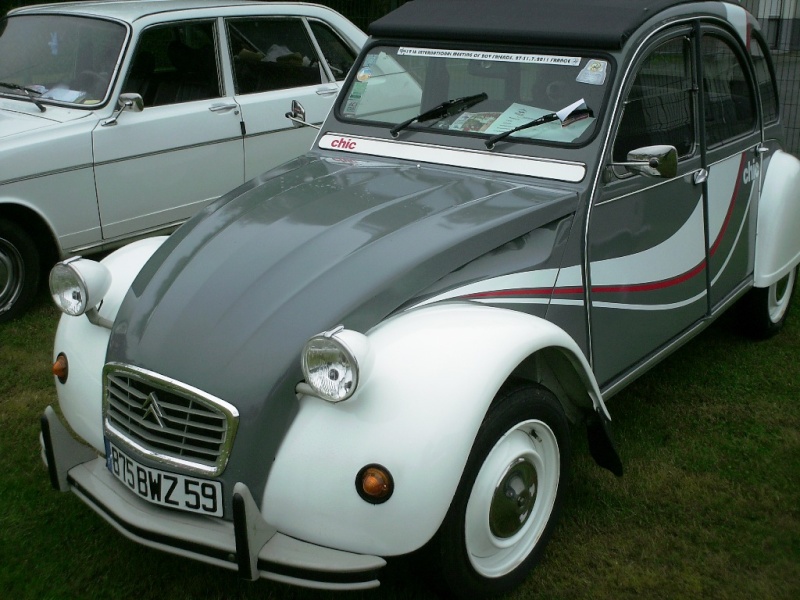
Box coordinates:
[369,0,708,49]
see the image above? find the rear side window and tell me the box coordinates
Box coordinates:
[308,20,356,81]
[227,17,323,95]
[749,34,779,123]
[613,36,695,161]
[701,34,757,146]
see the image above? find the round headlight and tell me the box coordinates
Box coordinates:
[49,258,111,317]
[301,327,369,403]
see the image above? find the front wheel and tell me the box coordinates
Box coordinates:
[426,382,571,598]
[0,219,41,323]
[739,267,797,339]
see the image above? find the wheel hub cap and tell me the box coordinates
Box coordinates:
[489,458,538,538]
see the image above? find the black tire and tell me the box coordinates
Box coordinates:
[739,267,797,339]
[0,219,41,323]
[425,381,571,599]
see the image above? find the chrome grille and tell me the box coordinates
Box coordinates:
[103,363,239,476]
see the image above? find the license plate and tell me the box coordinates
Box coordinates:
[106,442,223,517]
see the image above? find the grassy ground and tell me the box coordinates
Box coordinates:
[1,287,798,599]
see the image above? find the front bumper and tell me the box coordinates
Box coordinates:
[40,406,385,591]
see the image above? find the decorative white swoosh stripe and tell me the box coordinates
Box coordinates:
[590,196,705,286]
[319,134,587,182]
[707,154,744,247]
[592,289,707,311]
[413,269,559,307]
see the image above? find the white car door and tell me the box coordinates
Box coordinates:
[224,16,356,180]
[93,20,244,241]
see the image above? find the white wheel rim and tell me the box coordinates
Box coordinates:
[768,269,795,323]
[464,419,560,578]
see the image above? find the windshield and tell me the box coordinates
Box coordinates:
[0,15,126,107]
[340,45,611,146]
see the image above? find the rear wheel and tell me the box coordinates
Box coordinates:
[0,219,41,323]
[426,382,570,598]
[740,267,796,339]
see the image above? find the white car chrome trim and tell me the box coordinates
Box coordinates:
[319,134,587,182]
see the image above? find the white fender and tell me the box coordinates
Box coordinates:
[54,236,168,452]
[262,302,607,557]
[754,150,800,287]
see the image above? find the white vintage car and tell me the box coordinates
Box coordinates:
[42,0,800,598]
[0,0,365,321]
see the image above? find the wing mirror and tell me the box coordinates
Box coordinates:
[102,93,144,127]
[285,100,320,130]
[611,144,678,179]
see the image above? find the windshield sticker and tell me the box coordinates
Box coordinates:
[576,60,608,85]
[484,103,594,143]
[448,112,502,133]
[356,67,373,82]
[398,47,581,66]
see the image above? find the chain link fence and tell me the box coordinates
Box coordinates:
[740,0,799,154]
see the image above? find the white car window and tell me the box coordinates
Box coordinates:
[122,20,221,107]
[227,17,323,95]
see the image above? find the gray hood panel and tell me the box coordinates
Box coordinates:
[107,154,576,495]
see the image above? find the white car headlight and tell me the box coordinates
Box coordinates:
[301,326,371,402]
[49,257,111,317]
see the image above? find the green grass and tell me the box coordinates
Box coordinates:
[1,287,798,599]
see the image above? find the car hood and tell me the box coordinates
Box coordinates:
[0,102,88,138]
[107,154,577,490]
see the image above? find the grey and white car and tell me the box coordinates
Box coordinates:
[42,0,800,597]
[0,0,365,321]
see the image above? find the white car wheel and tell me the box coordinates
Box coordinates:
[425,382,570,599]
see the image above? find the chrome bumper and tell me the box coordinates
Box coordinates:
[40,406,385,590]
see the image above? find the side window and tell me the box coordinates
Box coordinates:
[749,34,779,124]
[308,20,356,81]
[613,37,695,162]
[123,21,220,107]
[227,17,323,95]
[701,35,757,146]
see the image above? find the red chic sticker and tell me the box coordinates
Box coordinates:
[328,137,357,150]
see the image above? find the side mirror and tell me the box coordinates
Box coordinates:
[101,93,144,127]
[612,144,678,179]
[285,100,320,130]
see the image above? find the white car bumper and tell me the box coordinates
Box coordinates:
[40,406,385,591]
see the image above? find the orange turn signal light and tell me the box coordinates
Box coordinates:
[356,464,394,504]
[52,353,68,384]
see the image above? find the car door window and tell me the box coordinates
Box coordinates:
[227,17,323,94]
[308,19,356,81]
[749,33,779,124]
[701,34,756,147]
[122,21,221,107]
[612,36,695,162]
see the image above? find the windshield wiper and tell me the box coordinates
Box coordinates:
[0,81,46,112]
[485,99,592,149]
[390,92,488,137]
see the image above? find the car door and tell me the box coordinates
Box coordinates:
[93,19,245,241]
[224,16,356,180]
[698,28,761,308]
[588,29,708,385]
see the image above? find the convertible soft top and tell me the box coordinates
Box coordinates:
[369,0,712,49]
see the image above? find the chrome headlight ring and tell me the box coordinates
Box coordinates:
[49,257,111,317]
[301,326,372,403]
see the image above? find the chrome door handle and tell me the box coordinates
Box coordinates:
[315,86,339,97]
[209,103,238,113]
[693,168,708,185]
